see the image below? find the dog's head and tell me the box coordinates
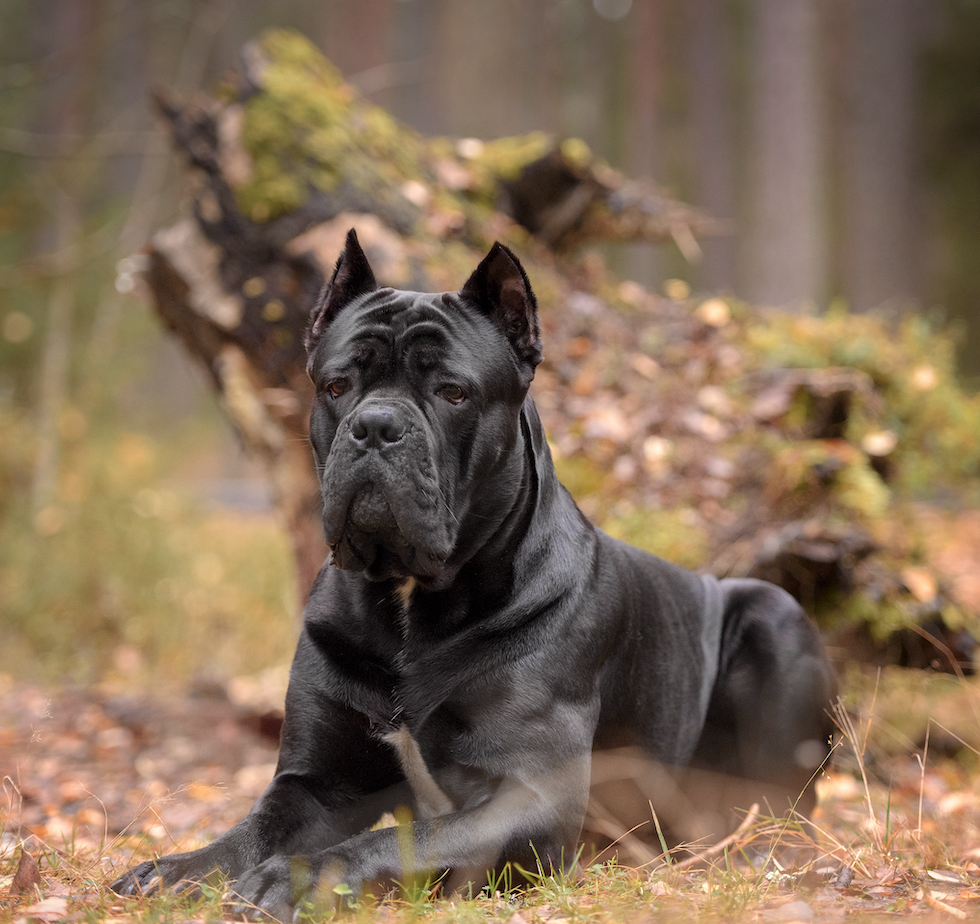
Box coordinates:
[305,230,543,587]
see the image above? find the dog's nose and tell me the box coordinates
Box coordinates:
[350,405,408,447]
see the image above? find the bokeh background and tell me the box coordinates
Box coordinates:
[2,0,979,687]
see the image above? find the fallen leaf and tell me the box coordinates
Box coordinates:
[17,896,68,922]
[582,406,630,442]
[696,298,730,327]
[681,410,727,441]
[928,869,967,886]
[571,367,596,397]
[924,890,968,920]
[912,365,938,391]
[861,430,898,457]
[698,385,733,418]
[630,353,659,379]
[751,384,794,421]
[902,567,937,603]
[9,848,41,897]
[617,281,647,306]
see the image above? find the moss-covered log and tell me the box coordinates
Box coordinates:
[142,30,980,668]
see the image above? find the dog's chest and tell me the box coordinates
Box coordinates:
[382,724,454,818]
[385,614,498,816]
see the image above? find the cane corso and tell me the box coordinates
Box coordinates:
[113,230,835,919]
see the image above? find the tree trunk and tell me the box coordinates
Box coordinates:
[839,0,923,312]
[31,0,95,513]
[745,0,826,308]
[686,0,737,294]
[623,0,665,287]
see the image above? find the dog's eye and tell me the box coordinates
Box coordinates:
[437,384,466,406]
[325,378,350,399]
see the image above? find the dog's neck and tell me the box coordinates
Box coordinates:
[388,395,587,629]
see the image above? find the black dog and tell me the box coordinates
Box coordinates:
[113,231,835,919]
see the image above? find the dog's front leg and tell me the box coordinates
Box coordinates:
[230,756,592,920]
[111,643,407,899]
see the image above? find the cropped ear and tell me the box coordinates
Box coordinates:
[305,229,377,359]
[459,242,543,380]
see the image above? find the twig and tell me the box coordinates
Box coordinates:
[906,621,980,733]
[907,622,968,680]
[924,889,968,920]
[585,797,661,867]
[916,724,929,838]
[671,803,760,871]
[832,695,879,841]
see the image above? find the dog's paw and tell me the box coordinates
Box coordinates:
[230,853,359,922]
[110,851,221,897]
[229,856,307,923]
[110,860,164,897]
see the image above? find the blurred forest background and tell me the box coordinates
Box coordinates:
[2,0,980,688]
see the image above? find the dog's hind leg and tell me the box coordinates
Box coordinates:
[682,578,836,844]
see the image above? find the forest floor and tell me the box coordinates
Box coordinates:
[2,503,979,923]
[3,669,980,923]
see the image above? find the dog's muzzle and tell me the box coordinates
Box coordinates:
[318,400,455,581]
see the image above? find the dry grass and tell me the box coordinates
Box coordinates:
[4,670,980,923]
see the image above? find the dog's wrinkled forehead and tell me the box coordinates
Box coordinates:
[306,229,542,391]
[311,287,506,380]
[347,288,456,336]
